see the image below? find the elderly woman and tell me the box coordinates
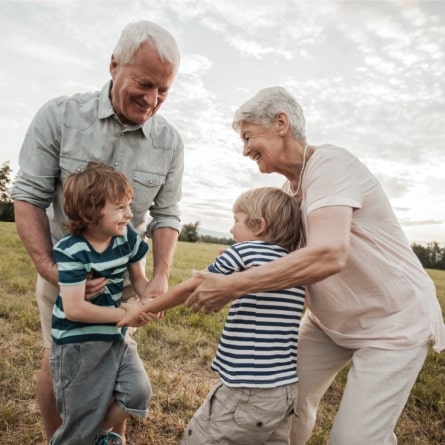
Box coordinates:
[186,86,445,445]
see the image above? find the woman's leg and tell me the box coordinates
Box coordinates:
[328,343,429,445]
[290,313,352,445]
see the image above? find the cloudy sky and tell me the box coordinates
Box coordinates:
[1,0,444,244]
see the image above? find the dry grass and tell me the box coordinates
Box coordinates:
[0,221,444,444]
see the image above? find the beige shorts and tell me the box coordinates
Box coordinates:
[181,382,296,445]
[36,265,141,349]
[36,274,59,349]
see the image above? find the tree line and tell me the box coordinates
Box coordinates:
[411,242,445,270]
[180,221,445,270]
[0,162,14,222]
[1,162,443,269]
[179,221,234,245]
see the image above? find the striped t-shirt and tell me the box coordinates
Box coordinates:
[209,240,306,388]
[51,225,148,345]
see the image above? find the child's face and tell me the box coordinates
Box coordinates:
[96,198,133,238]
[230,211,257,243]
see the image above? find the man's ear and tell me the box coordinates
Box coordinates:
[253,218,267,236]
[109,55,118,78]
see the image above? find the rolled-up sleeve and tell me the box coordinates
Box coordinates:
[11,100,63,209]
[146,138,183,235]
[144,117,184,236]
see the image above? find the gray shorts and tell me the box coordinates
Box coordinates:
[49,334,151,444]
[181,382,297,445]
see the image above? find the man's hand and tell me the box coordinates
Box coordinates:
[141,275,168,302]
[139,275,168,318]
[85,274,108,300]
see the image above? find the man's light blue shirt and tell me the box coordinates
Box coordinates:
[12,81,184,241]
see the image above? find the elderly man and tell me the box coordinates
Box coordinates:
[12,20,184,444]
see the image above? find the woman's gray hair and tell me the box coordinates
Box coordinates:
[232,86,306,139]
[113,20,180,67]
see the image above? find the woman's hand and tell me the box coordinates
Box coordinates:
[184,270,240,313]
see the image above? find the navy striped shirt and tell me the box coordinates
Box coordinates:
[51,225,148,344]
[209,241,305,388]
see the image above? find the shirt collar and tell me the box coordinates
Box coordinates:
[98,80,153,138]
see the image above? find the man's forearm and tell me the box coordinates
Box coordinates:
[14,200,58,286]
[150,227,179,280]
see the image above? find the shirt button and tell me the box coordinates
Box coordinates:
[114,162,119,167]
[148,180,153,185]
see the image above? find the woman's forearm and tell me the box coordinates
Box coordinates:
[186,242,348,313]
[234,244,345,295]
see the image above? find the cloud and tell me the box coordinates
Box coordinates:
[402,219,443,227]
[1,0,444,243]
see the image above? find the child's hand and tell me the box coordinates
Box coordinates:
[138,298,163,322]
[117,299,163,327]
[140,295,165,319]
[117,300,143,327]
[139,311,163,322]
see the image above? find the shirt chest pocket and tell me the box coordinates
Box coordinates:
[59,157,90,182]
[131,170,166,212]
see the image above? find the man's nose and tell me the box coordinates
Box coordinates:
[142,89,159,109]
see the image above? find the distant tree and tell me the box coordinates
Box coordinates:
[179,221,200,243]
[0,161,14,222]
[412,243,429,267]
[200,234,235,246]
[411,242,445,270]
[0,161,12,201]
[427,242,444,269]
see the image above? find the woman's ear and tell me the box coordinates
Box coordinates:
[253,218,267,236]
[274,112,290,136]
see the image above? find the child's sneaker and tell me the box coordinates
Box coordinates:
[95,431,123,445]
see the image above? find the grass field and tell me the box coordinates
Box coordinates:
[0,221,444,444]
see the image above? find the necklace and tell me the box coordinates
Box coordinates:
[289,143,309,197]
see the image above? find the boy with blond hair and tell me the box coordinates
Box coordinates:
[119,187,306,445]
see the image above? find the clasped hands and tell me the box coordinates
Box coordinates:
[117,298,161,328]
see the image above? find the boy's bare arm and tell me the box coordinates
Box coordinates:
[118,276,202,327]
[61,283,125,324]
[143,276,202,311]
